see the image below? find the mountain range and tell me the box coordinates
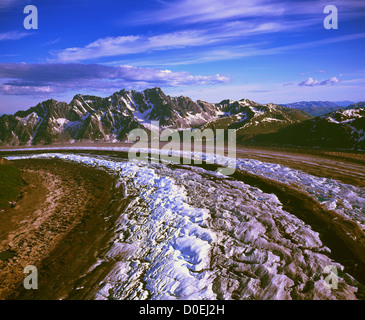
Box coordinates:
[0,87,311,146]
[247,102,365,149]
[0,87,363,150]
[282,101,356,117]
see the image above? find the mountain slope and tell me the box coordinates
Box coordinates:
[248,106,365,150]
[346,102,365,110]
[0,88,218,146]
[203,100,312,142]
[0,88,313,146]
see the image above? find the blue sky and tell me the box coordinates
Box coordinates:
[0,0,364,113]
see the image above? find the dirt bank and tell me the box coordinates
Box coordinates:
[0,159,116,300]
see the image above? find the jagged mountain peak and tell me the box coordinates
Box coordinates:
[218,98,260,106]
[238,98,261,106]
[218,99,235,105]
[0,88,331,146]
[143,87,164,95]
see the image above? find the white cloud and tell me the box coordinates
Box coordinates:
[0,84,53,95]
[133,0,365,25]
[320,77,340,85]
[42,37,61,46]
[0,0,20,9]
[106,32,365,68]
[134,0,289,24]
[0,31,30,41]
[0,63,230,96]
[299,77,319,86]
[299,76,340,86]
[52,20,298,62]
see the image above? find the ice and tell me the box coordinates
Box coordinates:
[151,164,360,299]
[231,158,365,226]
[5,152,216,300]
[4,146,365,226]
[3,147,364,299]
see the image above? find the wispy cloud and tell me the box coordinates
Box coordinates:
[0,31,30,41]
[0,0,24,9]
[340,78,365,84]
[107,32,365,67]
[132,0,365,25]
[52,19,304,62]
[298,77,340,86]
[47,1,365,66]
[133,0,285,24]
[42,37,61,46]
[0,63,230,96]
[0,84,53,95]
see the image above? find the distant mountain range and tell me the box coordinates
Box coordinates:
[0,88,363,150]
[248,102,365,150]
[202,99,312,141]
[0,88,312,146]
[281,101,356,117]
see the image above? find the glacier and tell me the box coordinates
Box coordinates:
[4,150,364,299]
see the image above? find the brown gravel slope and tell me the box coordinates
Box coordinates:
[0,159,115,300]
